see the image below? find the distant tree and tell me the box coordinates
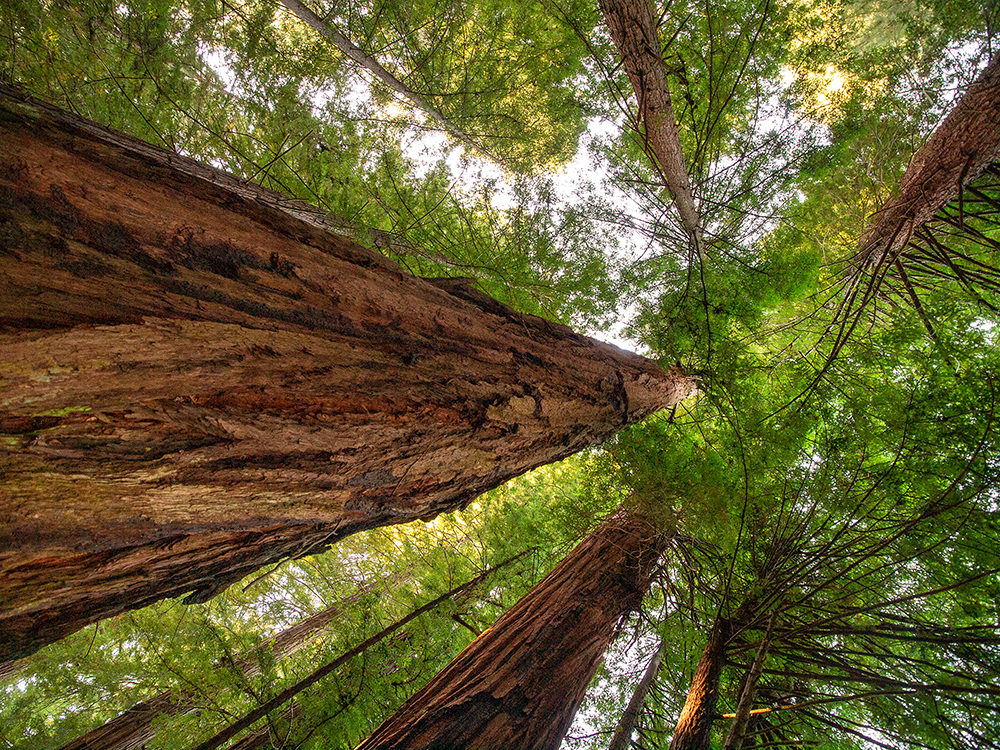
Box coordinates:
[56,571,408,750]
[191,551,529,750]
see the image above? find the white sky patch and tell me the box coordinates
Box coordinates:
[970,317,997,344]
[561,628,664,749]
[201,46,239,93]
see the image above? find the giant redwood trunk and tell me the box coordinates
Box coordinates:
[0,86,695,662]
[858,53,1000,267]
[354,508,670,750]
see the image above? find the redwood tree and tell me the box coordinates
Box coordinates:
[822,52,1000,363]
[354,506,670,750]
[0,86,694,663]
[598,0,704,257]
[668,615,733,750]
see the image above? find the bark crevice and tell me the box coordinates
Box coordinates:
[0,86,695,662]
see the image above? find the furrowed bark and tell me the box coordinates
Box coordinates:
[858,53,1000,268]
[0,658,26,683]
[0,86,695,661]
[56,694,183,750]
[355,507,670,750]
[608,638,664,750]
[599,0,704,256]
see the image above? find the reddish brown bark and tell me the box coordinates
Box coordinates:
[354,508,670,750]
[57,693,183,750]
[0,658,26,683]
[0,86,695,662]
[858,53,1000,267]
[669,618,731,750]
[599,0,703,255]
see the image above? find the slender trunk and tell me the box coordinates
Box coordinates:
[721,611,777,750]
[858,53,1000,268]
[56,577,398,750]
[598,0,704,257]
[669,617,731,750]
[229,631,412,750]
[355,507,670,750]
[278,0,501,164]
[193,552,528,750]
[608,638,665,750]
[0,86,694,661]
[227,703,298,750]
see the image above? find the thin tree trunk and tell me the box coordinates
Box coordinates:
[858,53,1000,268]
[608,638,665,750]
[193,551,529,750]
[0,86,694,661]
[56,575,400,750]
[354,507,670,750]
[669,617,731,750]
[229,629,411,749]
[278,0,502,164]
[599,0,704,257]
[721,611,776,750]
[227,703,299,750]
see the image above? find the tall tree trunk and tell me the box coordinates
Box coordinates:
[354,507,670,750]
[0,86,694,662]
[669,617,732,750]
[858,53,1000,268]
[279,0,502,165]
[0,658,26,683]
[227,703,299,750]
[56,575,402,750]
[607,638,664,750]
[598,0,704,257]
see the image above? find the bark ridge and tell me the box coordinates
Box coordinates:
[0,86,695,661]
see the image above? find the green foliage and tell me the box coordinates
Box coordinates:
[3,0,1000,746]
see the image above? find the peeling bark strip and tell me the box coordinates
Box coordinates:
[355,509,670,750]
[599,0,703,254]
[858,53,1000,267]
[0,86,694,662]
